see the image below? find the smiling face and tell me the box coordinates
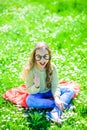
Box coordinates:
[35,48,50,69]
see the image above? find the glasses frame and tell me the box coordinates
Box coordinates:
[35,54,50,61]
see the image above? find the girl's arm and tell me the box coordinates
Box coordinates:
[26,70,40,94]
[51,64,67,110]
[51,64,60,98]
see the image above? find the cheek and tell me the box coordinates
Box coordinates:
[45,60,49,64]
[36,61,40,64]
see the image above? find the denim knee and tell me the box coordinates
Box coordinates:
[68,88,75,97]
[26,95,34,107]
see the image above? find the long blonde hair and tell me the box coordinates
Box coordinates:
[22,42,53,88]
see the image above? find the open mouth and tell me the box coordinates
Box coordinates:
[40,62,46,66]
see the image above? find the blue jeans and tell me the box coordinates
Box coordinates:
[26,87,74,111]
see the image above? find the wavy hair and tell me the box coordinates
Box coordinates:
[22,42,53,88]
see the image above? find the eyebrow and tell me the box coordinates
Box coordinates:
[35,54,49,56]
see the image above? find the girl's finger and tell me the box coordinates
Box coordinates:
[63,102,68,105]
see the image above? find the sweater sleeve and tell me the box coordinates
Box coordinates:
[26,70,40,94]
[51,64,60,98]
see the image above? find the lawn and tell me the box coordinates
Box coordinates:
[0,0,87,130]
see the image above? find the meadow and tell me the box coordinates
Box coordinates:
[0,0,87,130]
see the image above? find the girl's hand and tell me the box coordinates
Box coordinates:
[34,73,40,88]
[55,97,67,110]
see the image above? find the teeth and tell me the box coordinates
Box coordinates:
[40,63,45,65]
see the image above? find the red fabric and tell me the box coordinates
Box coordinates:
[59,80,80,98]
[3,84,29,108]
[3,81,80,108]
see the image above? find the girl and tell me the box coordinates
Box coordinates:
[22,42,74,124]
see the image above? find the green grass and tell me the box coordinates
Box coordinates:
[0,0,87,129]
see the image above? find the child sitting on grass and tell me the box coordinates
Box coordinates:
[22,42,75,124]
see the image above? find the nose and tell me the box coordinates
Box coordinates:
[40,56,45,61]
